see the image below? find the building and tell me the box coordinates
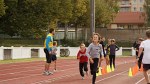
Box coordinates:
[119,0,145,12]
[109,0,146,29]
[110,12,146,29]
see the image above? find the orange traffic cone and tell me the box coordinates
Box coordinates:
[102,66,107,75]
[139,64,143,72]
[135,64,139,73]
[132,67,136,76]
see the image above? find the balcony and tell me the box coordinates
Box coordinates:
[120,3,131,8]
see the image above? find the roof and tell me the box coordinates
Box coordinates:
[112,12,146,24]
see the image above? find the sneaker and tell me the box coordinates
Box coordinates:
[43,71,50,75]
[48,71,53,75]
[82,77,84,80]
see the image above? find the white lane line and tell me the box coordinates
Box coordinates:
[0,67,77,83]
[135,74,150,84]
[0,61,77,71]
[32,73,79,84]
[95,70,128,83]
[0,63,76,76]
[32,61,134,84]
[135,77,145,84]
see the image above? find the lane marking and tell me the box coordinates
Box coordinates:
[95,70,128,83]
[0,67,77,83]
[135,74,150,84]
[32,61,134,84]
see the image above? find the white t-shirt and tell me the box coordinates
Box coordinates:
[140,39,150,64]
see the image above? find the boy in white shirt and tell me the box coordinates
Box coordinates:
[138,29,150,84]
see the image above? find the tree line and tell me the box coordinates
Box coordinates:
[0,0,134,39]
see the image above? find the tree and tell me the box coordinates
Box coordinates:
[71,0,88,40]
[95,0,119,27]
[144,0,150,27]
[58,0,73,40]
[0,0,5,17]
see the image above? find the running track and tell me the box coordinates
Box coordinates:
[0,57,147,84]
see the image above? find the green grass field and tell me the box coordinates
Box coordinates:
[0,57,77,64]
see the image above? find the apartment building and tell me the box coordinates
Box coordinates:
[119,0,145,12]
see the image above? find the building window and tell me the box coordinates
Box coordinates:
[134,7,136,11]
[140,0,143,3]
[134,0,136,3]
[128,25,133,29]
[140,7,143,12]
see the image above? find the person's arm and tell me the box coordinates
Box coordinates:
[86,44,94,64]
[138,42,144,59]
[115,45,119,51]
[138,48,144,58]
[77,51,80,59]
[46,36,52,54]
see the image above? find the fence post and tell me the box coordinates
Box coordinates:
[132,47,136,56]
[0,46,4,60]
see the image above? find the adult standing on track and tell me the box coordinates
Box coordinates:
[43,28,55,75]
[138,29,150,84]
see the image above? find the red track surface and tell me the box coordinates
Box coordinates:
[0,57,147,84]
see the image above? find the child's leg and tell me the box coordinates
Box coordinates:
[92,58,99,84]
[112,55,116,68]
[138,56,143,69]
[79,63,84,77]
[109,55,113,68]
[54,61,56,70]
[90,63,94,75]
[84,62,88,75]
[105,56,109,65]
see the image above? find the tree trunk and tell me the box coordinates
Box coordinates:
[75,23,78,40]
[64,23,68,40]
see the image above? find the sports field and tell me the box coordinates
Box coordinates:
[0,57,147,84]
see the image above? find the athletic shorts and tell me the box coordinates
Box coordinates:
[52,55,57,61]
[44,48,52,63]
[143,64,150,71]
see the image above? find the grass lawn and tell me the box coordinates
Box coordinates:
[0,56,76,64]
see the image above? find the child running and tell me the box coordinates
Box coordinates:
[105,39,111,65]
[77,43,88,79]
[135,38,144,69]
[86,33,103,84]
[99,37,110,67]
[52,41,58,72]
[107,39,119,69]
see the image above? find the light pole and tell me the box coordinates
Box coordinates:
[90,0,95,36]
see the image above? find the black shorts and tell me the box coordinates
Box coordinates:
[44,48,52,63]
[52,55,57,61]
[143,64,150,71]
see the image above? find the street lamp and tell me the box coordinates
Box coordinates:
[90,0,95,36]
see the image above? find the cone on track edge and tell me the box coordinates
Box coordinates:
[140,64,143,72]
[107,65,111,73]
[98,67,102,76]
[108,65,112,72]
[128,68,133,77]
[96,67,102,76]
[135,64,139,73]
[111,64,115,72]
[102,67,107,75]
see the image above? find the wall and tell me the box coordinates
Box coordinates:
[0,46,136,60]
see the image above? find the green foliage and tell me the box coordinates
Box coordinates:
[0,0,6,17]
[95,0,119,27]
[144,0,150,27]
[0,0,119,38]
